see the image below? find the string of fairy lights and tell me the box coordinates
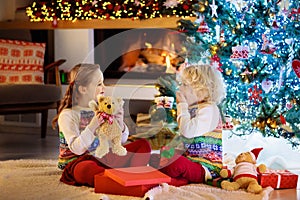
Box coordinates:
[26,0,199,22]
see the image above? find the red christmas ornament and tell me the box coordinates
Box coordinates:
[288,8,300,18]
[107,4,114,10]
[211,54,223,72]
[248,85,262,104]
[230,46,249,59]
[222,115,234,130]
[272,19,279,29]
[114,5,121,12]
[220,30,225,43]
[292,59,300,78]
[280,114,286,125]
[183,4,189,10]
[211,54,221,62]
[82,5,91,12]
[197,20,209,33]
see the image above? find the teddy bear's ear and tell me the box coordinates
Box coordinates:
[88,100,98,111]
[96,94,103,100]
[98,96,106,102]
[117,97,124,105]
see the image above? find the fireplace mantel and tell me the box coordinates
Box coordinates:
[0,17,195,30]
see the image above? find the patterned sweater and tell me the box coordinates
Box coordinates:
[57,105,129,169]
[177,102,223,177]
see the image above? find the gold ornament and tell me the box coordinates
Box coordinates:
[170,109,176,118]
[273,53,280,58]
[267,118,277,129]
[199,4,206,12]
[240,67,253,83]
[211,45,219,51]
[252,117,267,130]
[210,45,219,55]
[221,42,228,47]
[252,119,266,131]
[225,68,232,75]
[232,118,240,125]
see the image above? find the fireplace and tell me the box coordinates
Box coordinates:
[94,28,185,80]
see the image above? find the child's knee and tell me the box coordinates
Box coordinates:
[73,160,104,187]
[137,138,152,152]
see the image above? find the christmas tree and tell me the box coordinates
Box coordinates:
[176,0,300,148]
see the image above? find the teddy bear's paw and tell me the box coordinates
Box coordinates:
[112,146,127,156]
[258,164,267,173]
[221,181,240,191]
[220,169,229,178]
[95,147,109,158]
[247,182,262,194]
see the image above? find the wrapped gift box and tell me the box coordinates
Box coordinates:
[258,169,298,189]
[94,174,156,197]
[94,166,171,197]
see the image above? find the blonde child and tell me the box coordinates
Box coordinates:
[158,64,226,185]
[52,64,151,187]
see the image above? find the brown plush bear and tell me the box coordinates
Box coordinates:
[89,95,127,158]
[220,148,267,194]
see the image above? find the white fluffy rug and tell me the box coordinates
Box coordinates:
[0,159,273,200]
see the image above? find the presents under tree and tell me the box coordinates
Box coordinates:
[258,169,298,189]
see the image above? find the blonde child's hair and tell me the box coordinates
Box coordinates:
[181,64,226,105]
[52,63,103,128]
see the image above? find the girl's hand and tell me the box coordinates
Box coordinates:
[88,112,104,133]
[96,112,105,125]
[177,85,198,106]
[114,108,125,131]
[176,86,187,104]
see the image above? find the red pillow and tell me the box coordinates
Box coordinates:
[0,39,46,84]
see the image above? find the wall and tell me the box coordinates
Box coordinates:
[54,29,94,71]
[48,29,95,126]
[0,0,15,21]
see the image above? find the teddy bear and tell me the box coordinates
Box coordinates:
[89,95,127,158]
[220,148,267,194]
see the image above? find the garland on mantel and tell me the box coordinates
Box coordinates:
[26,0,199,22]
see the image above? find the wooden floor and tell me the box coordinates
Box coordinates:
[0,125,299,200]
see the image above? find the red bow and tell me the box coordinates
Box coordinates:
[100,112,114,124]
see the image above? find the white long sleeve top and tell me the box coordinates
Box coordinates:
[176,102,221,138]
[58,105,129,156]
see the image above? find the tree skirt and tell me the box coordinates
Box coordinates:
[0,159,273,200]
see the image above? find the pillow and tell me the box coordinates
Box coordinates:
[0,39,46,84]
